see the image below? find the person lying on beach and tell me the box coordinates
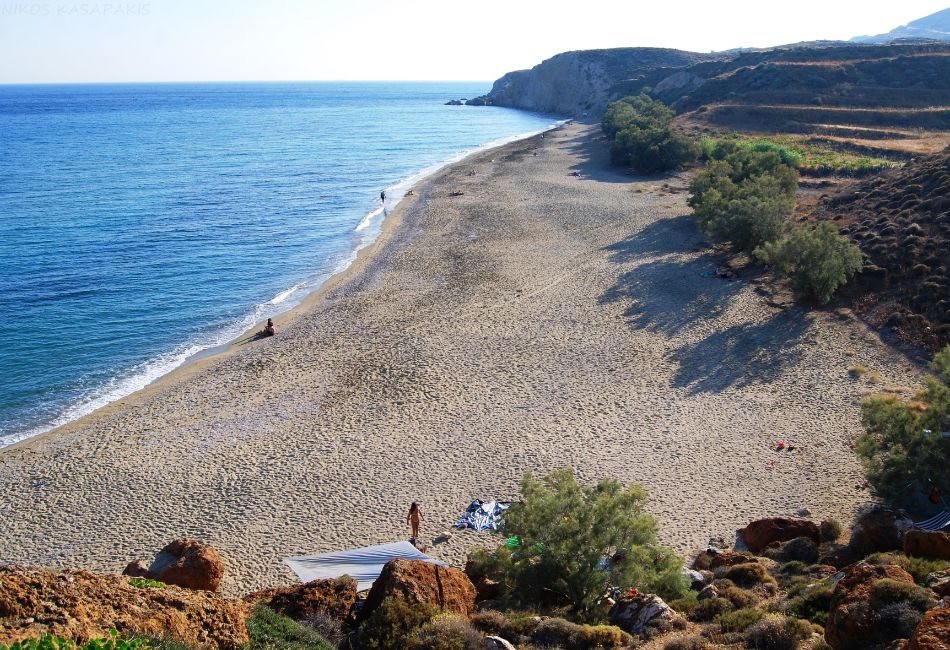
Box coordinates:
[407,501,424,541]
[262,318,277,337]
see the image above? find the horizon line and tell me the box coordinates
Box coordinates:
[0,79,496,87]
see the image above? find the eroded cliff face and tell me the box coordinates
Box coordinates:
[480,48,716,116]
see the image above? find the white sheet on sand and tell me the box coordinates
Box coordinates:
[284,541,446,591]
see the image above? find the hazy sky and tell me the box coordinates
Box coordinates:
[1,0,947,83]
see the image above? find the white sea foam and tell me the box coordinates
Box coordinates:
[0,117,568,450]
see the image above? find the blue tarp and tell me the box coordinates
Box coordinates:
[454,500,511,532]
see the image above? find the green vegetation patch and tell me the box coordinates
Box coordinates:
[247,605,336,650]
[127,577,166,590]
[491,468,688,616]
[701,133,898,176]
[1,632,149,650]
[856,345,950,508]
[603,95,700,174]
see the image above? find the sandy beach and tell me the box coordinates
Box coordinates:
[0,123,923,596]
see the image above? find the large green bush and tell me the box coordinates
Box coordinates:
[688,149,798,253]
[602,94,675,138]
[602,95,698,174]
[611,126,700,174]
[494,468,687,616]
[755,221,863,304]
[855,346,950,508]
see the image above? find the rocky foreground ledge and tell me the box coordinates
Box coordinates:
[2,511,949,649]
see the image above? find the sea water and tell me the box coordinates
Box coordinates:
[0,82,562,447]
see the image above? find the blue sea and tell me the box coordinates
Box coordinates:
[0,82,562,447]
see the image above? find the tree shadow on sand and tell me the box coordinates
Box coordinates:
[604,214,705,261]
[600,252,744,337]
[668,312,811,394]
[600,214,813,394]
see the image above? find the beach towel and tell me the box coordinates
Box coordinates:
[914,510,950,532]
[454,499,511,532]
[284,541,445,591]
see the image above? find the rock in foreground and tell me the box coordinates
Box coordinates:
[362,559,476,619]
[740,517,820,553]
[0,565,249,648]
[124,538,225,592]
[244,576,357,623]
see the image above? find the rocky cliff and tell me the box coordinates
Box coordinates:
[476,48,717,116]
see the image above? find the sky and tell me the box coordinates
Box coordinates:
[0,0,947,84]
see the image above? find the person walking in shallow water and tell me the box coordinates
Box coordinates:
[380,190,386,204]
[407,502,424,542]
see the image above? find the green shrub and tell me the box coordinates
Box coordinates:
[246,605,336,650]
[743,614,811,650]
[868,552,950,586]
[856,346,950,508]
[573,624,627,649]
[873,601,926,639]
[688,150,798,253]
[529,618,627,650]
[691,597,734,621]
[766,538,819,565]
[496,468,687,615]
[0,633,149,650]
[668,593,699,614]
[783,583,835,626]
[358,598,439,650]
[602,94,675,138]
[611,125,700,174]
[725,563,774,589]
[531,617,578,647]
[718,607,766,633]
[717,582,761,609]
[603,95,699,173]
[409,614,483,650]
[778,561,807,576]
[870,578,936,612]
[755,221,863,304]
[819,520,842,543]
[664,637,711,650]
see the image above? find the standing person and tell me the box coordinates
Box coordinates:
[407,502,424,542]
[380,190,386,204]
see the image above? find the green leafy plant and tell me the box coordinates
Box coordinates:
[494,468,688,616]
[755,221,863,304]
[855,346,950,507]
[128,577,166,589]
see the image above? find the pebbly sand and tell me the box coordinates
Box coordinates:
[0,123,924,596]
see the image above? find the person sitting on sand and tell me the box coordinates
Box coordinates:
[263,318,276,337]
[407,502,424,542]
